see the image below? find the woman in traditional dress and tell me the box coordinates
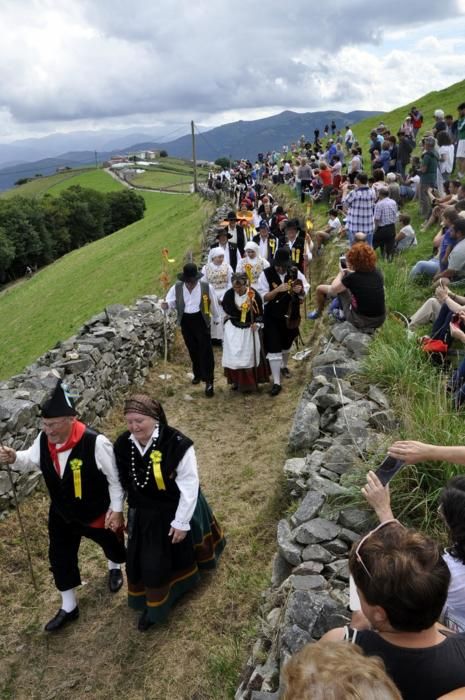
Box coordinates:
[201,247,233,344]
[114,394,225,631]
[221,272,270,391]
[236,241,270,285]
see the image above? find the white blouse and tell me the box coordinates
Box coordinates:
[130,426,199,531]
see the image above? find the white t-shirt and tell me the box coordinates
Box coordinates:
[442,550,465,633]
[328,217,342,235]
[396,224,417,251]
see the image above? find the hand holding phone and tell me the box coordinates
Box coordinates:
[375,456,405,486]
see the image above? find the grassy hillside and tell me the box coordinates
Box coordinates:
[0,167,95,198]
[130,157,208,192]
[351,78,465,153]
[0,179,213,378]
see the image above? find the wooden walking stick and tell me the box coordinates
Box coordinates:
[159,248,175,380]
[1,444,38,591]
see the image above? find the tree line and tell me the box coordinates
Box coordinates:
[0,186,146,283]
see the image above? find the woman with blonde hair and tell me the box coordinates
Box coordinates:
[283,640,401,700]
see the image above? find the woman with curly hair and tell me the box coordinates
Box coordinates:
[282,640,401,700]
[308,243,385,331]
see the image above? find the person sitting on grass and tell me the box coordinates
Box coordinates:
[421,180,463,231]
[321,521,465,700]
[307,243,385,331]
[314,208,342,255]
[409,207,459,280]
[394,213,417,253]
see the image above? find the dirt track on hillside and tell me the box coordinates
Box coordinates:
[0,329,317,700]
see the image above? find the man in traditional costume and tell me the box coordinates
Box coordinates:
[257,248,309,395]
[280,219,306,274]
[114,394,225,630]
[0,381,125,631]
[253,220,278,263]
[163,262,220,397]
[223,211,246,255]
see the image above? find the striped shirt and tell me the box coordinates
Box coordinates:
[343,186,375,236]
[374,197,398,227]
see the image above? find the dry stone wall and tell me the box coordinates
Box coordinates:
[235,321,396,700]
[0,197,234,516]
[0,298,177,513]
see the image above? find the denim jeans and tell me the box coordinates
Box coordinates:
[410,259,440,279]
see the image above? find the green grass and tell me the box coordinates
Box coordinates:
[46,168,123,194]
[0,168,95,199]
[0,189,213,378]
[132,170,195,192]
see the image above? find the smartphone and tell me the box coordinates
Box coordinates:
[452,313,461,328]
[375,455,405,486]
[339,255,347,269]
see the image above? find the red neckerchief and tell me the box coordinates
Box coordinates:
[47,420,86,475]
[47,420,112,530]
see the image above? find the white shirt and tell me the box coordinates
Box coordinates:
[257,237,272,258]
[130,426,199,531]
[13,431,124,512]
[165,281,221,320]
[257,269,310,303]
[442,550,465,633]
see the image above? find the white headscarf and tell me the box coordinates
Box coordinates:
[208,246,225,264]
[244,241,259,256]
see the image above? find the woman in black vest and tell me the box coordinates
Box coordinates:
[114,394,225,631]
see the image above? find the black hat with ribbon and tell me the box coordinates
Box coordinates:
[41,380,77,418]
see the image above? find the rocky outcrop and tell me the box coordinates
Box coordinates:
[235,322,395,700]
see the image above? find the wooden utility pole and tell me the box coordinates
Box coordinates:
[191,120,198,193]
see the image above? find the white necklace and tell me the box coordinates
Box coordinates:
[130,437,157,488]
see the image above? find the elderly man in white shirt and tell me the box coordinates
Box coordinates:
[0,380,125,632]
[163,262,221,397]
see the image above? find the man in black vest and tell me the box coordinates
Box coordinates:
[280,219,306,274]
[224,211,246,255]
[0,381,126,631]
[253,220,278,263]
[162,263,221,397]
[257,249,309,395]
[213,228,240,271]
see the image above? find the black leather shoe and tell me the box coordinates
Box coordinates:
[138,609,155,632]
[281,367,291,378]
[191,377,201,385]
[108,569,123,593]
[270,384,282,396]
[205,383,214,397]
[44,607,79,632]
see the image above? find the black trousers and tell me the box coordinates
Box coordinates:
[373,223,396,260]
[181,312,214,382]
[48,505,126,591]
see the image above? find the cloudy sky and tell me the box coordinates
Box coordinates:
[1,0,465,142]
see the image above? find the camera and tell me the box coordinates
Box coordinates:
[339,255,347,270]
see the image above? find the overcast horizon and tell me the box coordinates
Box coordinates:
[1,0,465,143]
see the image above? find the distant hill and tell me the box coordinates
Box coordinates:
[0,109,379,191]
[130,109,382,162]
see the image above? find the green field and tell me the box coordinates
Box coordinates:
[129,156,208,192]
[131,169,195,192]
[0,173,213,378]
[0,168,96,198]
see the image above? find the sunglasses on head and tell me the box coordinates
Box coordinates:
[355,519,405,579]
